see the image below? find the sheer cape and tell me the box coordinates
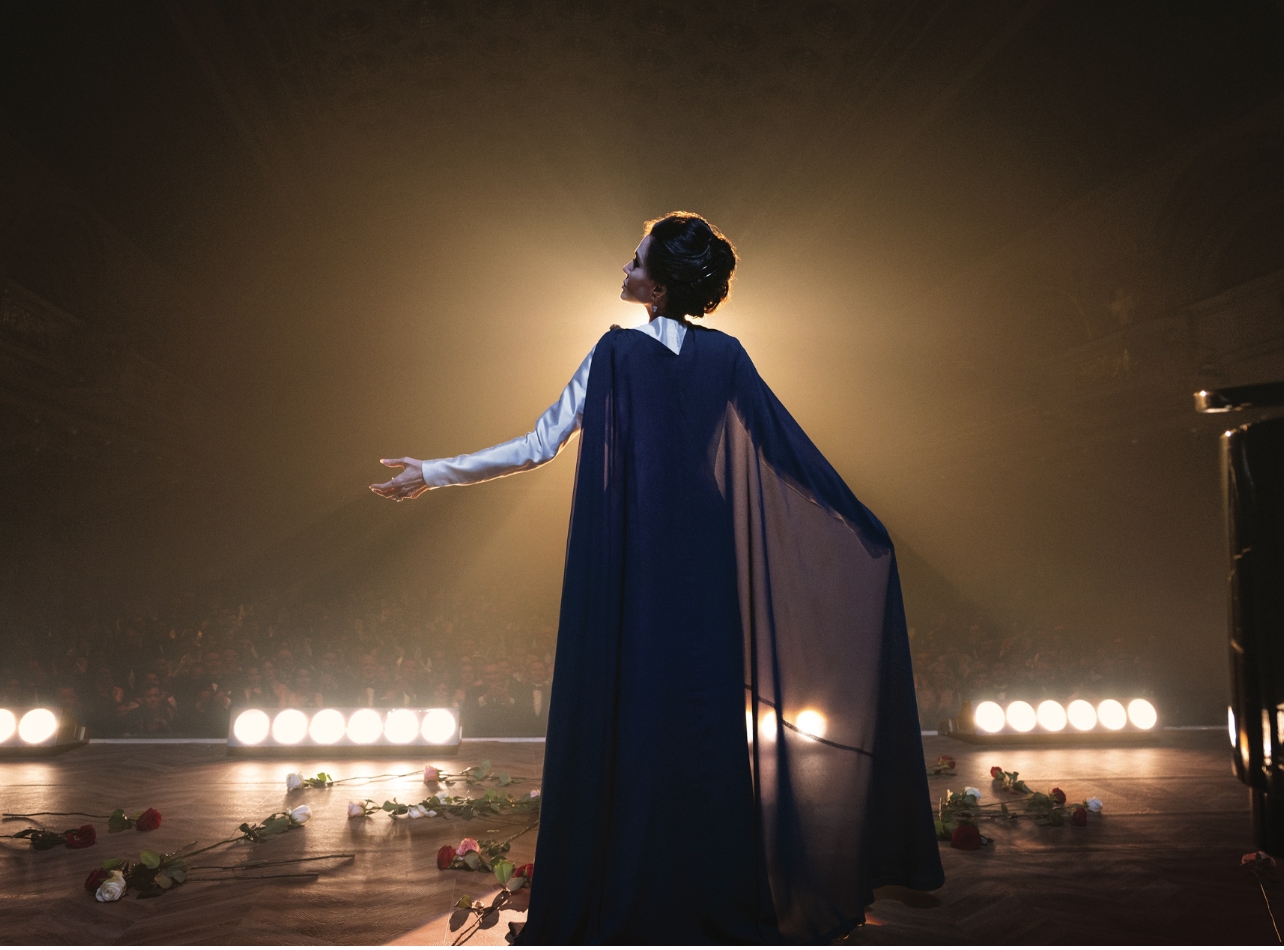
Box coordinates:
[518,326,943,944]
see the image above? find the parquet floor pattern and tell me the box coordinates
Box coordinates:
[0,732,1273,945]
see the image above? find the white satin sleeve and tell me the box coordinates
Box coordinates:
[420,346,594,488]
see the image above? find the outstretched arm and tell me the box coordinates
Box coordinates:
[370,346,594,501]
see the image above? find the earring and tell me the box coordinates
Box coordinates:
[651,303,658,315]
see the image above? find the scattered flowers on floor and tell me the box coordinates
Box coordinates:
[94,869,127,902]
[930,764,1103,848]
[931,755,957,775]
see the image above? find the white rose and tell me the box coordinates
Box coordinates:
[407,805,425,819]
[289,804,312,824]
[1086,797,1103,813]
[347,801,365,819]
[964,787,982,802]
[285,772,304,791]
[425,810,437,817]
[95,870,126,902]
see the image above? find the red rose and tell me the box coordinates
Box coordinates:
[1071,807,1088,827]
[64,825,97,849]
[84,867,110,891]
[989,766,1003,779]
[950,824,983,851]
[436,844,456,869]
[1051,788,1066,805]
[514,863,534,882]
[135,808,162,832]
[944,756,955,769]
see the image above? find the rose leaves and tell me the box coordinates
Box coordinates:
[11,824,96,850]
[108,807,162,833]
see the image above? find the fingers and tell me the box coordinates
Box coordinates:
[380,459,406,470]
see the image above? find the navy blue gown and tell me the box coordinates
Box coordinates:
[517,325,942,944]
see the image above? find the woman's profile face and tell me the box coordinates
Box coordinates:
[621,234,661,310]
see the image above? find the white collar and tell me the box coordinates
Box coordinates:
[630,315,688,356]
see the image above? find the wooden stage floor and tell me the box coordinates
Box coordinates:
[0,732,1273,945]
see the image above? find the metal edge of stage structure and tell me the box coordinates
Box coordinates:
[1197,379,1284,855]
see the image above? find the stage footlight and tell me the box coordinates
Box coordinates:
[309,708,346,744]
[384,709,419,744]
[1127,699,1158,730]
[760,709,778,741]
[227,706,461,756]
[975,701,1006,733]
[0,706,88,757]
[422,708,457,745]
[795,709,827,739]
[233,709,271,745]
[272,709,308,745]
[1006,701,1037,732]
[945,696,1160,744]
[1068,700,1097,731]
[1097,699,1127,730]
[1037,700,1067,732]
[347,709,383,744]
[19,708,58,744]
[1229,706,1237,748]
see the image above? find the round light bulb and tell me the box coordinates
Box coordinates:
[795,709,826,739]
[422,708,458,744]
[1067,699,1097,731]
[0,709,15,743]
[1006,701,1036,732]
[309,708,346,745]
[974,701,1006,733]
[233,709,270,745]
[759,709,778,742]
[384,709,419,744]
[1097,699,1127,730]
[1127,699,1157,730]
[19,708,57,744]
[1036,700,1067,732]
[347,708,383,744]
[272,709,308,744]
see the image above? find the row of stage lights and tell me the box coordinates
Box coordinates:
[972,698,1158,734]
[229,707,461,751]
[0,708,62,745]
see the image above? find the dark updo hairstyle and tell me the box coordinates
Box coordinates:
[643,211,737,318]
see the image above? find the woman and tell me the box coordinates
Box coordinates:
[372,212,942,943]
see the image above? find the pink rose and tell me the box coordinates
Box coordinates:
[457,837,480,855]
[424,766,440,784]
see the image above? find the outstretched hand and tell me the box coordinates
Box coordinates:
[370,457,428,501]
